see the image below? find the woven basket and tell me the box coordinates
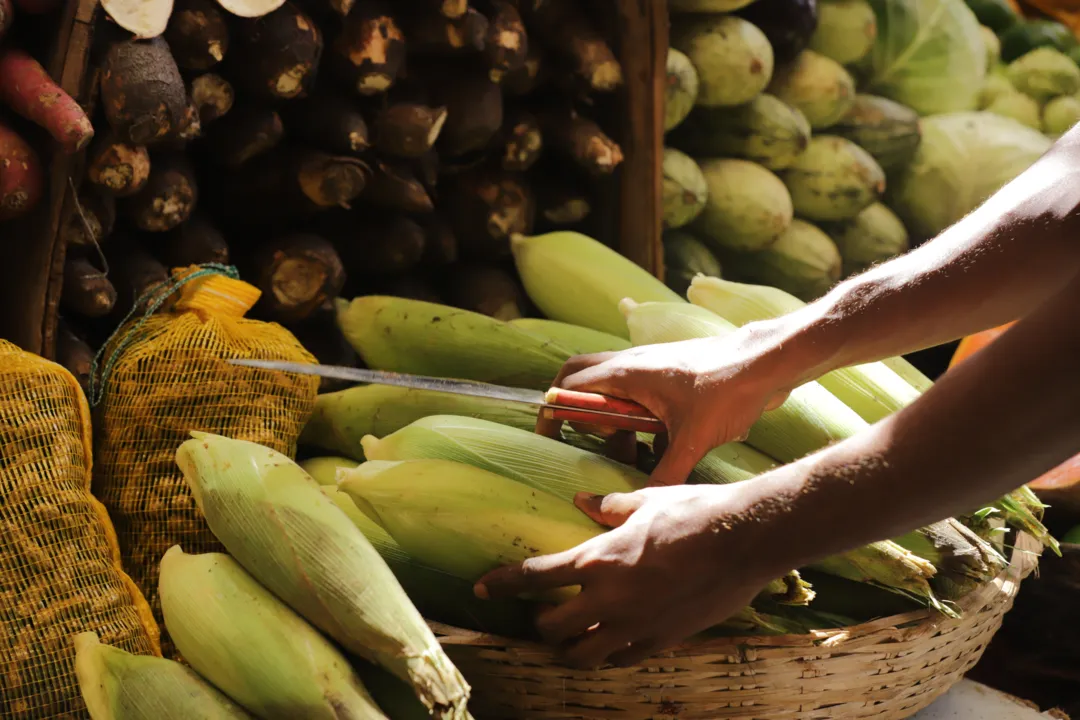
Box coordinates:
[434,532,1042,720]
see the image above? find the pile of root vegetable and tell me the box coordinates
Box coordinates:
[58,0,628,390]
[0,0,95,225]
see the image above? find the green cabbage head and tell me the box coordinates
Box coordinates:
[888,112,1051,238]
[862,0,987,115]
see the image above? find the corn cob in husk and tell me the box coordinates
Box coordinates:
[336,296,572,390]
[510,231,684,338]
[175,432,471,719]
[508,317,631,356]
[75,632,252,720]
[158,547,387,719]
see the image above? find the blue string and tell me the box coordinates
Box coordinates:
[87,263,240,408]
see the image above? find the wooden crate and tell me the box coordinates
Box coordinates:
[7,0,668,360]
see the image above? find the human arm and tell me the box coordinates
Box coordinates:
[481,269,1080,669]
[547,129,1080,484]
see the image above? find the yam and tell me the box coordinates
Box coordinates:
[60,188,116,248]
[499,109,542,172]
[228,2,322,100]
[0,120,44,220]
[432,71,504,157]
[86,133,151,196]
[331,1,405,95]
[56,319,95,393]
[538,106,622,175]
[281,92,370,156]
[483,1,528,83]
[248,233,346,323]
[362,160,435,214]
[189,72,234,124]
[199,103,283,167]
[62,255,117,318]
[158,212,230,267]
[325,211,426,275]
[99,38,187,145]
[443,168,534,257]
[373,102,448,158]
[524,0,622,91]
[122,153,198,232]
[443,263,525,320]
[404,8,489,54]
[165,0,229,70]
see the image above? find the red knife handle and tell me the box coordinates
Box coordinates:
[540,407,666,434]
[545,388,658,420]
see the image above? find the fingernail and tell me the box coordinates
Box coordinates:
[473,583,489,600]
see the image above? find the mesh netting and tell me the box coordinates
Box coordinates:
[91,269,319,659]
[0,340,160,718]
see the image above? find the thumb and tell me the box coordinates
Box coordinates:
[574,491,645,528]
[647,431,706,487]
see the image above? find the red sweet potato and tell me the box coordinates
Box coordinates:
[0,49,94,153]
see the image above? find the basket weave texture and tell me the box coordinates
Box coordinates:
[434,532,1041,720]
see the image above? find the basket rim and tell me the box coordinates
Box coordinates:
[431,530,1042,655]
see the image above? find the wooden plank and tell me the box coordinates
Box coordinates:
[615,0,667,280]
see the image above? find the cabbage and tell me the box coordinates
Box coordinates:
[888,112,1051,238]
[862,0,987,115]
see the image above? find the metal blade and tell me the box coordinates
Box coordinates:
[227,359,548,406]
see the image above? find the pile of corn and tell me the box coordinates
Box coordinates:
[303,229,1056,636]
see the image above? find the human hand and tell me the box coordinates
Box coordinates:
[537,331,793,486]
[474,482,794,669]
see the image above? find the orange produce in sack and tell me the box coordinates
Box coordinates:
[90,265,318,659]
[0,340,159,719]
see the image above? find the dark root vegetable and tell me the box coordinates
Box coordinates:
[189,72,235,124]
[99,38,187,145]
[87,133,152,197]
[122,153,198,232]
[281,92,370,157]
[165,0,230,70]
[62,255,117,319]
[228,2,323,100]
[249,233,346,323]
[0,120,44,220]
[331,1,405,95]
[60,187,116,248]
[199,104,283,167]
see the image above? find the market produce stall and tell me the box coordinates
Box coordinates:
[0,0,1075,717]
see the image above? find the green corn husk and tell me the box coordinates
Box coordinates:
[158,547,387,720]
[336,296,574,390]
[339,459,606,602]
[300,455,359,484]
[301,384,542,460]
[360,415,648,501]
[323,485,536,639]
[689,443,781,485]
[810,542,953,617]
[704,607,813,637]
[510,231,684,338]
[75,632,253,720]
[509,318,632,355]
[175,432,471,719]
[620,298,869,463]
[893,518,1006,600]
[686,277,920,423]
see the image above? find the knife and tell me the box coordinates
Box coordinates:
[227,359,665,434]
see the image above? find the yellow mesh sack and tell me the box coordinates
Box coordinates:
[90,266,319,659]
[0,340,160,718]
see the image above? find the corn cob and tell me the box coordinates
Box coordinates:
[689,443,780,484]
[301,384,542,459]
[75,632,252,720]
[361,415,648,500]
[339,458,605,601]
[175,432,471,719]
[340,458,809,618]
[758,571,816,606]
[158,547,388,719]
[300,455,359,484]
[509,317,632,355]
[686,278,921,423]
[510,231,684,338]
[323,485,536,638]
[893,518,1006,600]
[621,298,869,463]
[798,570,924,621]
[686,277,1058,551]
[336,296,572,390]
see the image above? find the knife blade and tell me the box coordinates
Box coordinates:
[227,358,665,433]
